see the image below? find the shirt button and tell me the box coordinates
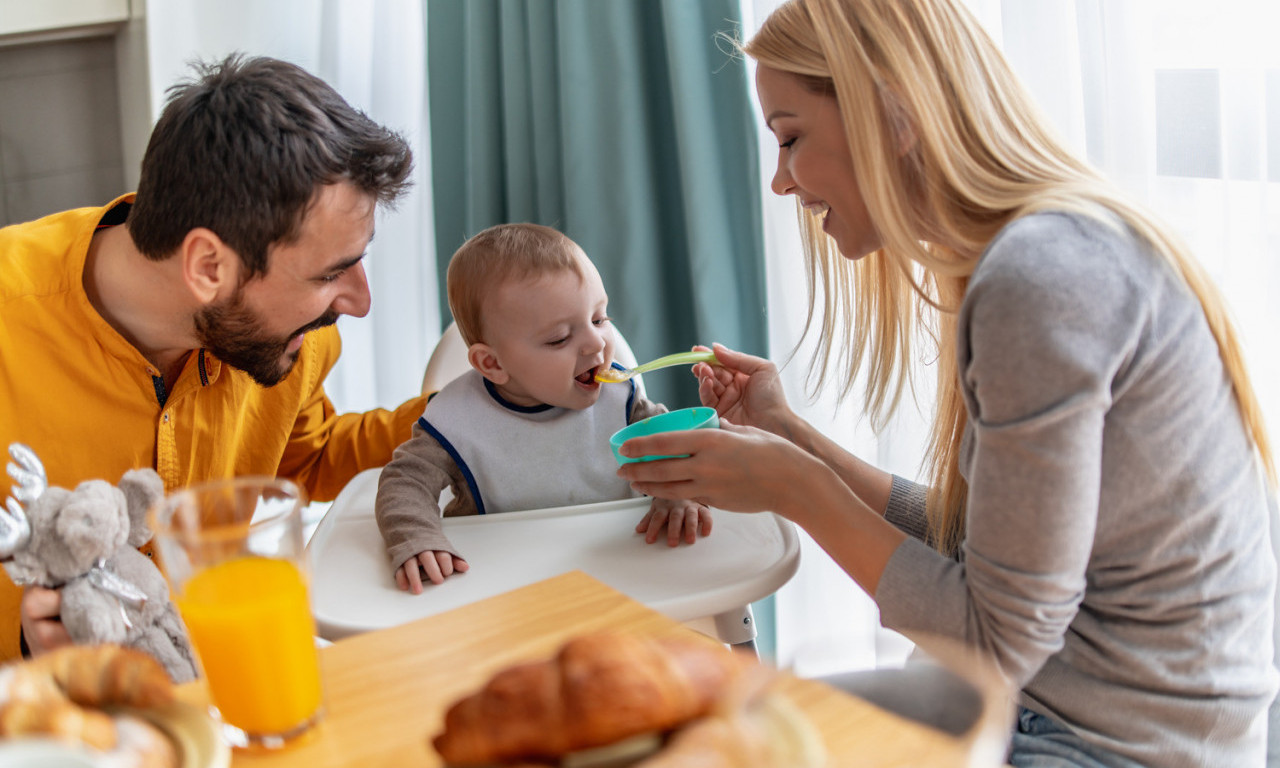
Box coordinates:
[163,413,170,423]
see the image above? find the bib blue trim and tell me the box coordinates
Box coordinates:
[417,416,487,515]
[482,378,554,413]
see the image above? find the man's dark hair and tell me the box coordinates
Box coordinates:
[128,53,413,279]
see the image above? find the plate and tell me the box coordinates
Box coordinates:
[122,700,231,768]
[0,701,228,768]
[0,740,103,767]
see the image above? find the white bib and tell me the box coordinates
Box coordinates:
[419,370,640,513]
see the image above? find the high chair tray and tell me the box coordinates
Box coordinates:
[306,467,801,640]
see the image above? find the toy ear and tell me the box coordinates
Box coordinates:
[6,487,72,586]
[54,482,129,571]
[118,468,166,547]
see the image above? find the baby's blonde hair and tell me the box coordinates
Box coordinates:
[745,0,1274,553]
[447,223,586,346]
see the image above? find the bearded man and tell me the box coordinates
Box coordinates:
[0,54,427,661]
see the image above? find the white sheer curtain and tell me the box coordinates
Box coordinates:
[968,0,1280,445]
[744,0,1280,676]
[141,0,439,416]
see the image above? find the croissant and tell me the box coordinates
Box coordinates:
[0,694,118,750]
[23,643,175,709]
[0,643,175,750]
[433,633,753,765]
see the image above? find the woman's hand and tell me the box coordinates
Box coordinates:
[694,344,795,438]
[619,418,906,596]
[617,418,827,517]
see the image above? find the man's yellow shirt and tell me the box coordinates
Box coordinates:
[0,195,427,660]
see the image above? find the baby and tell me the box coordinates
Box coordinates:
[375,223,713,593]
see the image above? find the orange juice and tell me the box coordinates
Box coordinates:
[177,556,322,735]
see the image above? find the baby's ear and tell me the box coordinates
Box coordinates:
[467,343,508,385]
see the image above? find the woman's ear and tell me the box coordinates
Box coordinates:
[180,227,238,305]
[467,343,508,385]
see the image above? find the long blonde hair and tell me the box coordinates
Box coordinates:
[745,0,1275,554]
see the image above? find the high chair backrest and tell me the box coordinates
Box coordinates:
[421,321,644,397]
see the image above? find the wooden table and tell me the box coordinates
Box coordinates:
[186,571,986,767]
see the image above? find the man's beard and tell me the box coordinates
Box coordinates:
[194,291,338,387]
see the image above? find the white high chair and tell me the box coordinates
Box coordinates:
[306,323,800,651]
[419,321,473,396]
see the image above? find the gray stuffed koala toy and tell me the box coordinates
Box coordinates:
[3,449,198,683]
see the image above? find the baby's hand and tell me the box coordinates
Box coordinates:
[636,498,713,547]
[396,550,470,594]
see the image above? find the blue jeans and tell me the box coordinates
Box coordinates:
[1008,707,1143,768]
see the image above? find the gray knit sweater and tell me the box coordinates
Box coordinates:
[876,212,1276,767]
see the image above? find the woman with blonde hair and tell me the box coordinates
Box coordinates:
[617,0,1277,765]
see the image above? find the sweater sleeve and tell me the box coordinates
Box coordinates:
[374,421,476,571]
[876,214,1141,687]
[884,474,931,544]
[278,326,429,502]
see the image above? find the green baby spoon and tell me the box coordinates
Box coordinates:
[595,350,719,383]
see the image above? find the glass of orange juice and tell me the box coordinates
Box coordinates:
[148,476,322,751]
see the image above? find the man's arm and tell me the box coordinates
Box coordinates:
[276,326,429,502]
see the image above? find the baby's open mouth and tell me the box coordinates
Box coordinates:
[575,366,599,385]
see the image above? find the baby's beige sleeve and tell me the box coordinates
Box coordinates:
[629,394,669,423]
[375,423,477,570]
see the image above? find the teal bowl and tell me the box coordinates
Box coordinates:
[610,407,719,465]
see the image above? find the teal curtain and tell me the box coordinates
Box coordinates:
[426,0,768,409]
